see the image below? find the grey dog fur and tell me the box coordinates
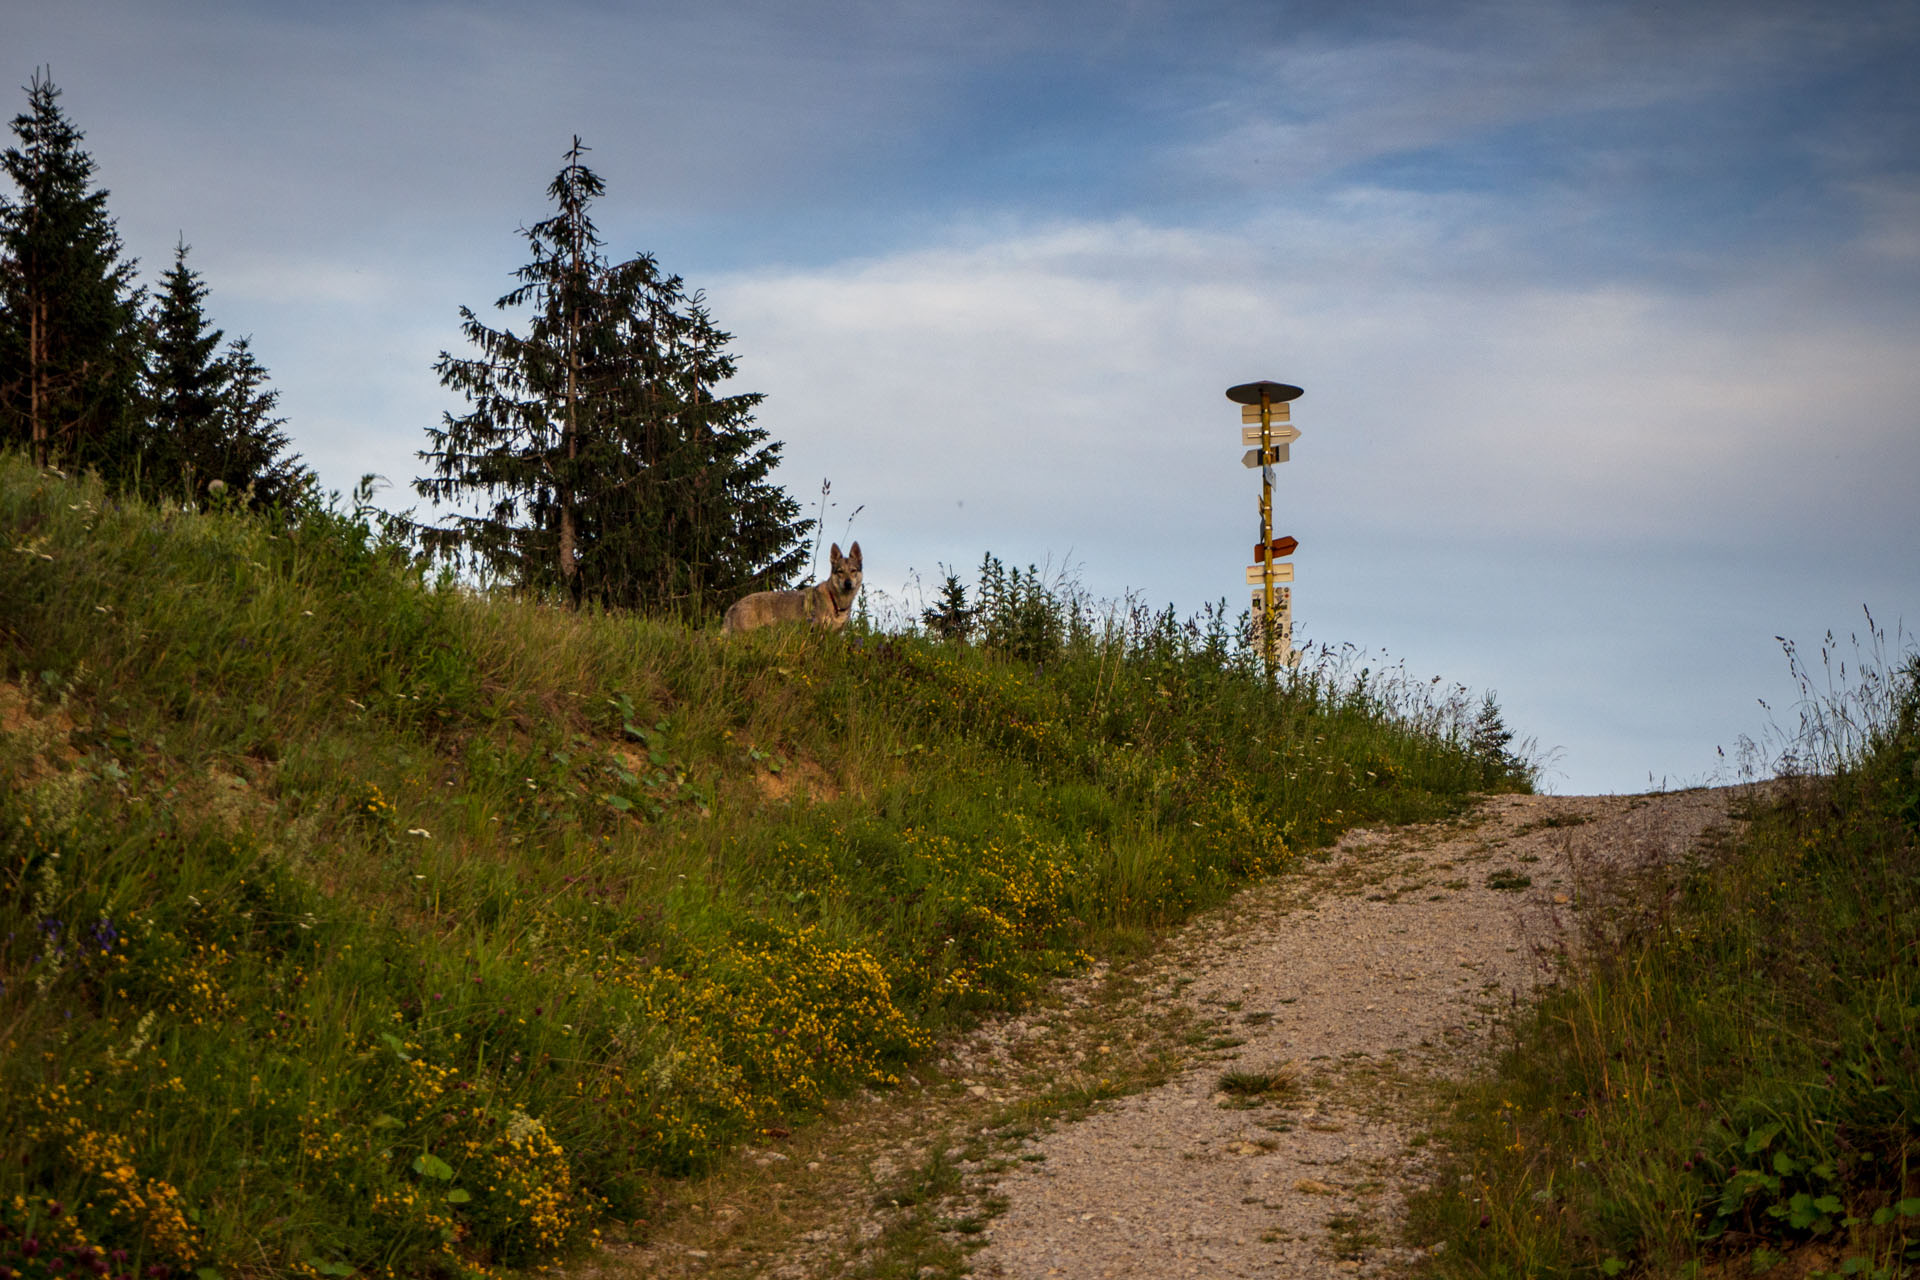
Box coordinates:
[721,541,863,634]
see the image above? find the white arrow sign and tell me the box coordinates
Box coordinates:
[1241,444,1290,468]
[1246,563,1296,584]
[1242,425,1302,447]
[1241,402,1291,424]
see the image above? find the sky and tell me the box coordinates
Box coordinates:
[4,0,1916,793]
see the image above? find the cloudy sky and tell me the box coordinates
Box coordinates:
[6,0,1916,792]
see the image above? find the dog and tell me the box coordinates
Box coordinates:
[722,542,863,634]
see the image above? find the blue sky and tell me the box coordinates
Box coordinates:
[5,0,1917,792]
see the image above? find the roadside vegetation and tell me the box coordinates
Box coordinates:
[0,454,1529,1280]
[1412,624,1920,1279]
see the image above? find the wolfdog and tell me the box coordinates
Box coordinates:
[722,542,863,634]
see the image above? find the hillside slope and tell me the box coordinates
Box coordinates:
[0,454,1525,1279]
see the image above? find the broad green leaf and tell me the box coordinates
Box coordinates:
[413,1153,454,1181]
[1744,1122,1783,1154]
[445,1189,471,1204]
[370,1113,403,1129]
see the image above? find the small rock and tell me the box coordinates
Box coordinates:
[1294,1178,1338,1195]
[968,1084,990,1097]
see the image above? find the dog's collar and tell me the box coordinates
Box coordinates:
[815,580,853,621]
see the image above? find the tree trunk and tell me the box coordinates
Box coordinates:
[29,298,44,468]
[559,224,581,590]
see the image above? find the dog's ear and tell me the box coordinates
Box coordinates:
[829,542,843,568]
[847,541,862,570]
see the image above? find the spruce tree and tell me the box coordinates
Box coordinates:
[0,71,143,474]
[145,238,224,484]
[207,336,308,507]
[921,568,977,641]
[142,241,309,505]
[418,139,810,615]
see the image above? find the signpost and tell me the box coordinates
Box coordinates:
[1241,424,1301,447]
[1225,379,1304,673]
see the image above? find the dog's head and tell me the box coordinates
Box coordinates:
[828,541,863,602]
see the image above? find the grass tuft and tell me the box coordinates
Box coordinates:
[1218,1064,1300,1098]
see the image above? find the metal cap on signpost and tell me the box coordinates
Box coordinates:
[1226,380,1303,675]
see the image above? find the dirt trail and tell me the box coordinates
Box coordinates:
[592,787,1750,1280]
[970,788,1744,1278]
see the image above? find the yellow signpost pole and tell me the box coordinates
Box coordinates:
[1226,379,1304,678]
[1259,387,1276,668]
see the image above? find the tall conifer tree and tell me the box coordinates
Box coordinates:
[418,139,809,615]
[209,335,308,508]
[0,71,142,473]
[142,240,309,505]
[146,238,224,480]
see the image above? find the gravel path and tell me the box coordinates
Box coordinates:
[584,787,1751,1279]
[967,787,1745,1279]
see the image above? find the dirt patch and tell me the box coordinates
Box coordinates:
[0,679,77,775]
[752,755,840,805]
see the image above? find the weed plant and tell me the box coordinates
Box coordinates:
[0,454,1526,1279]
[1410,621,1920,1278]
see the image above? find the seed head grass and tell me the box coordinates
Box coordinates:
[1409,619,1920,1279]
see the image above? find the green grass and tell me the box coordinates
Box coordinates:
[1409,632,1920,1279]
[0,453,1526,1279]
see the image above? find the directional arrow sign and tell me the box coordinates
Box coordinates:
[1240,402,1292,424]
[1242,424,1302,447]
[1246,563,1295,584]
[1242,444,1290,468]
[1253,536,1299,562]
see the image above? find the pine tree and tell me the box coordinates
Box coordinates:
[145,238,224,484]
[207,335,308,508]
[142,241,309,505]
[0,71,143,474]
[921,567,977,641]
[417,139,810,615]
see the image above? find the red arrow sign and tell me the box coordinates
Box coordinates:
[1253,536,1299,562]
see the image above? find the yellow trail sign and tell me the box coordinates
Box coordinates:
[1241,424,1301,447]
[1241,402,1291,424]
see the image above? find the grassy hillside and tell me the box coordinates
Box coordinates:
[1412,632,1920,1278]
[0,453,1525,1280]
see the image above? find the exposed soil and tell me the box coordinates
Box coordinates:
[581,786,1754,1280]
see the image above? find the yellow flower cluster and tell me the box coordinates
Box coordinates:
[579,919,931,1152]
[25,1090,202,1265]
[898,819,1084,1004]
[69,1130,201,1261]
